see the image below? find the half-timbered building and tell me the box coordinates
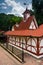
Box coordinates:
[5,8,43,58]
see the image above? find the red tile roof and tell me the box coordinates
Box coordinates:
[5,24,43,37]
[14,16,37,30]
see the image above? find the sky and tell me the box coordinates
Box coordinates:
[0,0,32,17]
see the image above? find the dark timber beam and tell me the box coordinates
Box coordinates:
[37,38,39,56]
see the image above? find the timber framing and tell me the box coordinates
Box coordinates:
[6,35,43,58]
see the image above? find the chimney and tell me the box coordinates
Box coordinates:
[15,22,19,27]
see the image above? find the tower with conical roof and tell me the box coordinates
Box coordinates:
[23,8,31,21]
[23,1,31,21]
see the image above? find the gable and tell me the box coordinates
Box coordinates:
[12,16,38,30]
[29,21,36,29]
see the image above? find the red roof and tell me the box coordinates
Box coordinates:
[5,24,43,37]
[14,16,37,30]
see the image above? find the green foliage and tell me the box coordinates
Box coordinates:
[0,13,22,31]
[32,0,43,25]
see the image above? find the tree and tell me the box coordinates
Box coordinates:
[0,13,22,31]
[32,0,43,25]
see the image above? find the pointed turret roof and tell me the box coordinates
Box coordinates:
[23,8,31,15]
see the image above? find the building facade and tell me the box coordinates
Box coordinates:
[5,8,43,58]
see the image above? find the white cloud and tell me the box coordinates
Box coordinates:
[28,3,32,10]
[2,3,6,6]
[4,0,32,17]
[0,2,7,9]
[2,6,7,9]
[5,0,25,17]
[0,3,6,6]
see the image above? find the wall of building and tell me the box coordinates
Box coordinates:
[39,38,43,54]
[8,36,43,57]
[29,21,36,29]
[9,36,37,53]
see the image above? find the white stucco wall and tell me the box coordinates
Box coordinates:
[16,37,19,42]
[32,47,36,53]
[27,38,37,53]
[8,36,43,58]
[32,38,37,46]
[27,46,31,51]
[12,41,15,44]
[40,48,43,53]
[16,42,19,46]
[32,38,37,53]
[12,37,15,40]
[26,13,30,19]
[27,39,31,45]
[40,38,43,53]
[22,37,26,43]
[40,39,43,46]
[20,43,22,47]
[23,44,26,49]
[20,38,23,43]
[29,21,36,29]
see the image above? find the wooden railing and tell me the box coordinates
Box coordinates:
[0,42,24,63]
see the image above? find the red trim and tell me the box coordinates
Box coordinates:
[8,36,43,56]
[37,38,40,55]
[39,53,43,55]
[33,19,37,29]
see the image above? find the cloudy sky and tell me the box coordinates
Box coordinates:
[0,0,32,17]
